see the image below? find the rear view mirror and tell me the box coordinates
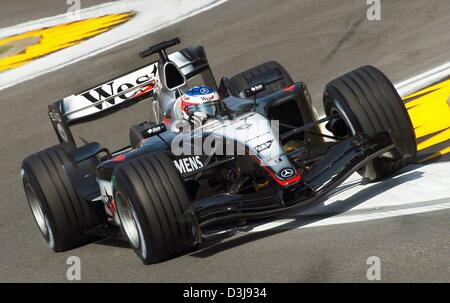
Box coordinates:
[164,61,186,90]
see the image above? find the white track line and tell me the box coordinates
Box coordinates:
[0,2,129,38]
[249,162,450,232]
[395,61,450,97]
[251,201,450,231]
[0,0,229,91]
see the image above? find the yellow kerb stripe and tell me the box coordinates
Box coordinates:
[0,13,134,72]
[404,78,450,160]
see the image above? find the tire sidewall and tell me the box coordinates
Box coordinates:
[21,143,105,251]
[21,163,58,250]
[323,87,389,180]
[112,172,154,264]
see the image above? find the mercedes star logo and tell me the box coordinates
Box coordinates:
[280,168,295,179]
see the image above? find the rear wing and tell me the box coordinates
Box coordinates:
[48,45,216,146]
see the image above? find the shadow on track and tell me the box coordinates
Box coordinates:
[88,166,425,258]
[189,168,425,259]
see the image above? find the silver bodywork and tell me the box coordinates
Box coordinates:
[170,112,296,181]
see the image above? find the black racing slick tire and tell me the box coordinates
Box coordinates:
[21,143,105,252]
[113,152,195,264]
[323,65,417,181]
[228,61,294,98]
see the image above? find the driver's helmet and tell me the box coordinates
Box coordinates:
[180,86,223,119]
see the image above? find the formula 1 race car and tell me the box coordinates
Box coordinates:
[21,38,416,264]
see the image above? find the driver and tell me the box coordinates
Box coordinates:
[173,86,223,128]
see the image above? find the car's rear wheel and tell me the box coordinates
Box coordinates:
[224,61,294,98]
[113,152,195,264]
[21,143,105,251]
[323,65,417,181]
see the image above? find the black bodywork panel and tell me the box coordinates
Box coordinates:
[192,131,394,229]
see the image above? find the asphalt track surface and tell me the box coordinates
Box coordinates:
[0,0,110,29]
[0,0,449,282]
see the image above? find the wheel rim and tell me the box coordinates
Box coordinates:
[24,183,50,242]
[331,101,356,137]
[116,192,141,249]
[331,99,399,161]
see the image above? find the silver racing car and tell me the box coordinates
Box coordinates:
[21,38,416,264]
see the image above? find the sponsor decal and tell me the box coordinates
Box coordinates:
[280,168,295,179]
[245,132,272,143]
[262,152,284,164]
[255,140,273,153]
[187,86,214,96]
[49,111,68,142]
[79,64,158,109]
[48,111,62,123]
[146,123,166,135]
[173,156,204,174]
[56,123,68,142]
[236,123,252,130]
[200,95,214,102]
[200,87,210,94]
[244,83,266,97]
[103,187,116,217]
[98,180,116,218]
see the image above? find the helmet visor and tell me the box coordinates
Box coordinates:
[186,101,223,118]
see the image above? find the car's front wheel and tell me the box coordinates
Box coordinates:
[323,65,417,181]
[113,152,196,264]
